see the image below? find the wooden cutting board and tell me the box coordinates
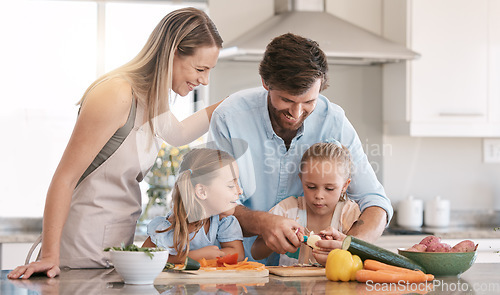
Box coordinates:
[267,266,326,277]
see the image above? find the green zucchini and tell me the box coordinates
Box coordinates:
[173,257,201,271]
[342,236,426,273]
[184,257,201,270]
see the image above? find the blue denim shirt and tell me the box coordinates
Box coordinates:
[208,87,392,262]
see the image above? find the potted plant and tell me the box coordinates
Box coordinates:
[140,143,191,222]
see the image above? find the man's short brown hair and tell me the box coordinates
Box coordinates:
[259,33,329,95]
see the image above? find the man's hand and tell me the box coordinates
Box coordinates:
[260,214,302,254]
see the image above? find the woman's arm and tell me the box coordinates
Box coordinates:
[250,236,273,260]
[204,99,224,122]
[156,99,225,147]
[220,240,245,261]
[8,79,133,279]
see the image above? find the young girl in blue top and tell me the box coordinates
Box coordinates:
[142,148,245,263]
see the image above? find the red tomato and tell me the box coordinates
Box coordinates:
[216,253,238,267]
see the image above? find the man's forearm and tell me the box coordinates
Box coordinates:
[347,206,387,242]
[234,205,269,237]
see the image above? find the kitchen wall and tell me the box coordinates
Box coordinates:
[384,137,500,211]
[209,0,386,182]
[208,0,500,213]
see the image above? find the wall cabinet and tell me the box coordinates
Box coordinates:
[383,0,500,137]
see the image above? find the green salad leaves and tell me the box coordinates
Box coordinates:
[104,243,165,259]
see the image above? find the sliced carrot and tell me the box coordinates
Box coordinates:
[199,258,208,268]
[355,269,428,283]
[202,258,218,267]
[199,258,265,271]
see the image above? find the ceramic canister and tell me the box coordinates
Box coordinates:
[397,196,424,228]
[424,195,450,228]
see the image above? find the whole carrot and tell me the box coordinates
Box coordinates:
[356,269,428,283]
[364,259,420,273]
[363,260,434,281]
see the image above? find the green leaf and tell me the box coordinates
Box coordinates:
[104,244,165,259]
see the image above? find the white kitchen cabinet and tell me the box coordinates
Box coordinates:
[383,0,500,137]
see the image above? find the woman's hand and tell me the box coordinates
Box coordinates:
[260,214,302,255]
[312,227,346,266]
[7,258,60,279]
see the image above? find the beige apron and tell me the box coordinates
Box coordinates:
[59,100,161,268]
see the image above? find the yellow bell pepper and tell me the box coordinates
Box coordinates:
[325,249,363,282]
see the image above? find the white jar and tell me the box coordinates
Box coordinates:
[397,196,424,228]
[424,196,450,228]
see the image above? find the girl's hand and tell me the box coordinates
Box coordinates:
[294,227,307,243]
[190,246,226,261]
[7,259,60,279]
[311,227,347,266]
[318,226,346,244]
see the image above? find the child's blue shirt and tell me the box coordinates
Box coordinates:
[147,212,243,255]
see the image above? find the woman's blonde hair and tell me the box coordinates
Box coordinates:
[160,148,235,261]
[300,142,352,201]
[79,7,222,134]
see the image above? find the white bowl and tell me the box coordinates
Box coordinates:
[110,250,169,284]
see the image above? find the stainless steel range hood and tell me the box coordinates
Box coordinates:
[219,0,419,65]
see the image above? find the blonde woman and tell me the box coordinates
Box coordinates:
[142,148,245,264]
[9,7,223,279]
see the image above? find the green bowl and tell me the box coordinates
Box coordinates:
[398,248,477,277]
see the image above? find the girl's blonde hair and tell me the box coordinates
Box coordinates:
[79,7,222,135]
[161,148,235,261]
[300,142,352,201]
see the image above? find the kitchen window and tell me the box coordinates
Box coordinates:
[0,0,206,217]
